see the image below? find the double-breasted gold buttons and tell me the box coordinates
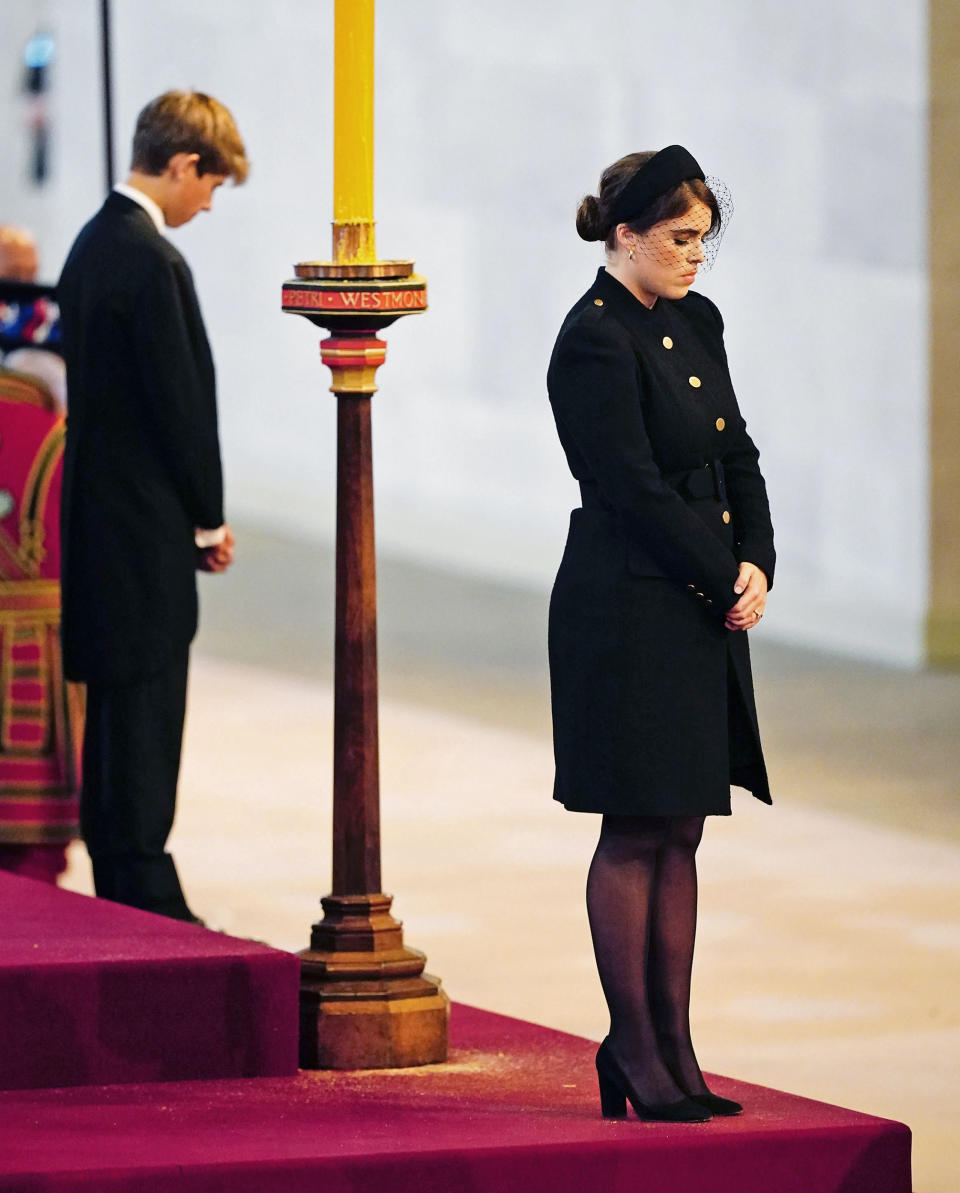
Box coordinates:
[715,417,725,431]
[688,376,701,388]
[722,510,731,524]
[662,336,673,349]
[593,298,604,306]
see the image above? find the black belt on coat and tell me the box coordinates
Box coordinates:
[578,460,726,510]
[664,460,727,503]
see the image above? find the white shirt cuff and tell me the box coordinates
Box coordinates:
[195,525,227,548]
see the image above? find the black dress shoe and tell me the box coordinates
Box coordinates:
[595,1041,712,1123]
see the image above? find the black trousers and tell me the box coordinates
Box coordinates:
[80,651,195,920]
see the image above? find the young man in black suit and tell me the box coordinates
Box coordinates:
[58,91,249,921]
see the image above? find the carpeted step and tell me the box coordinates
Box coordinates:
[0,1004,911,1193]
[0,872,299,1089]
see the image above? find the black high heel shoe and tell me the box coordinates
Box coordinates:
[595,1041,712,1123]
[688,1091,743,1117]
[660,1055,744,1117]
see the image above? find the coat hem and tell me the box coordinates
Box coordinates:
[554,793,733,817]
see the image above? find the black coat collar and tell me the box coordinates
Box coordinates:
[590,266,652,311]
[585,267,724,368]
[588,267,666,351]
[102,189,160,235]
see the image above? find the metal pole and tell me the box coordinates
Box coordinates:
[100,0,115,193]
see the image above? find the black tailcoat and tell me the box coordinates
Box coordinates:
[547,268,775,816]
[58,192,223,684]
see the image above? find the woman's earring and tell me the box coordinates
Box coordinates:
[628,248,635,260]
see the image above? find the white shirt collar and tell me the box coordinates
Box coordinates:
[113,183,166,235]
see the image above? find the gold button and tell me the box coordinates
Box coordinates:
[687,584,696,590]
[695,591,705,598]
[594,298,604,306]
[688,376,701,388]
[722,510,731,524]
[715,417,725,431]
[662,336,673,349]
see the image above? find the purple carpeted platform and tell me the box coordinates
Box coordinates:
[0,872,912,1193]
[0,872,299,1089]
[0,1004,911,1193]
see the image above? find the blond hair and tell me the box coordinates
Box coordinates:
[131,90,249,184]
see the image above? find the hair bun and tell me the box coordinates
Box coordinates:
[575,194,604,242]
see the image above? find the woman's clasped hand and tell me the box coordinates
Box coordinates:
[724,561,767,631]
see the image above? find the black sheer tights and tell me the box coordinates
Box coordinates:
[586,813,708,1105]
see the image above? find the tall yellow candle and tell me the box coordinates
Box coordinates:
[333,0,376,262]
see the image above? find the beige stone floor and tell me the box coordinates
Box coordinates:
[61,652,960,1192]
[59,528,960,1192]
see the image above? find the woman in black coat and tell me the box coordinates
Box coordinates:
[547,146,775,1123]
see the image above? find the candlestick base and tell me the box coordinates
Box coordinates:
[298,893,449,1070]
[295,259,414,280]
[282,265,426,332]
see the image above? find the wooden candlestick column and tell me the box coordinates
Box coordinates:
[280,0,447,1070]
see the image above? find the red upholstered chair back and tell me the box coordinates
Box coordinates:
[0,368,80,814]
[0,368,64,583]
